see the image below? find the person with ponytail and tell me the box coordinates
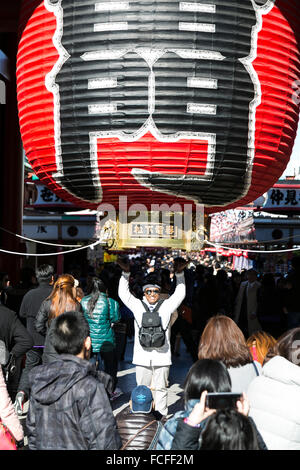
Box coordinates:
[80,277,121,399]
[35,274,82,364]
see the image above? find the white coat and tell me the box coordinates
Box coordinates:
[247,355,300,450]
[228,361,261,393]
[118,272,185,367]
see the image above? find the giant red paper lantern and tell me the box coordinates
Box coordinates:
[16,0,300,214]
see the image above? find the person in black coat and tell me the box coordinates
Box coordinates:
[192,272,218,338]
[0,300,33,401]
[26,311,121,450]
[170,257,198,362]
[282,256,300,330]
[5,267,37,317]
[215,269,234,317]
[256,273,282,338]
[14,264,54,415]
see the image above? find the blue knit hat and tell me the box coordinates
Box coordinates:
[131,385,153,413]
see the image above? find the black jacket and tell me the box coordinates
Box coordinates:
[19,282,53,346]
[116,404,161,450]
[283,270,300,312]
[0,304,33,359]
[26,354,122,450]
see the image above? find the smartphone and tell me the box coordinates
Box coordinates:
[205,392,242,409]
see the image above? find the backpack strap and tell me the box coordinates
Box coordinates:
[148,420,163,450]
[134,301,149,330]
[152,299,165,312]
[141,300,150,312]
[150,299,171,332]
[135,299,166,330]
[252,361,260,376]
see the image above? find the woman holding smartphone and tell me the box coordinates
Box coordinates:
[156,358,267,451]
[156,359,255,450]
[171,390,262,450]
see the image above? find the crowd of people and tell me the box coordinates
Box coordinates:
[0,251,300,451]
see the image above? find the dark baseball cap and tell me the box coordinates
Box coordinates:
[131,385,153,413]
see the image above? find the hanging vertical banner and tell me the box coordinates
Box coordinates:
[210,209,256,243]
[17,0,300,213]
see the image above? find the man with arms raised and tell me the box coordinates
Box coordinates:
[118,257,187,419]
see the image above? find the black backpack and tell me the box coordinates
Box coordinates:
[137,300,168,349]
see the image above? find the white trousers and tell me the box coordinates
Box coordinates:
[135,365,170,416]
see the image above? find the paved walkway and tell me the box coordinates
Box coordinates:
[111,337,194,417]
[19,337,194,448]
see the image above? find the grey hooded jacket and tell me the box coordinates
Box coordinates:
[26,354,122,450]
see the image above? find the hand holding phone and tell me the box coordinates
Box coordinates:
[185,391,216,427]
[205,392,243,410]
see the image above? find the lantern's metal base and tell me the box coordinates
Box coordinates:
[95,210,208,252]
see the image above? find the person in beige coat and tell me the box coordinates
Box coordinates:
[0,367,24,447]
[233,269,262,337]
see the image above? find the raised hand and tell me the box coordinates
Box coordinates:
[174,259,189,273]
[117,257,130,273]
[186,391,216,427]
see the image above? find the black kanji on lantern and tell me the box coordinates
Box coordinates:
[46,0,270,206]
